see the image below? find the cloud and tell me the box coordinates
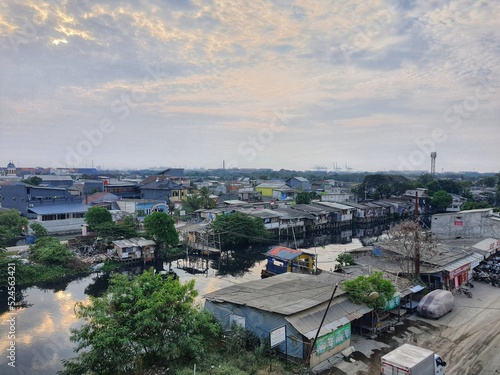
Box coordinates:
[0,0,498,171]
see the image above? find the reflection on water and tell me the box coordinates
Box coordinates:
[0,274,101,375]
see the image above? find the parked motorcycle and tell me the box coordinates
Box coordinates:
[473,270,491,283]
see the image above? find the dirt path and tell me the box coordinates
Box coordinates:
[327,281,500,375]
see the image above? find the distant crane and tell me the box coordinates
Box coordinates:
[344,163,353,173]
[430,152,437,177]
[333,162,342,173]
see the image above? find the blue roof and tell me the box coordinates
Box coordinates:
[28,204,90,215]
[266,246,314,261]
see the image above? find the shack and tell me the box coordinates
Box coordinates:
[112,237,156,262]
[262,246,316,278]
[204,272,372,369]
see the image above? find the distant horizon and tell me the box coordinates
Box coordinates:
[2,159,497,176]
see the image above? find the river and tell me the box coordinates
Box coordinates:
[0,238,366,375]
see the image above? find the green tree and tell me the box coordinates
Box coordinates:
[29,222,48,238]
[296,191,317,204]
[143,212,179,257]
[60,270,221,375]
[29,237,74,265]
[431,190,453,211]
[425,180,442,196]
[461,200,491,210]
[0,210,28,248]
[199,187,216,209]
[210,213,269,246]
[94,222,137,242]
[182,194,202,213]
[437,179,462,195]
[363,174,410,199]
[21,176,43,186]
[342,271,396,309]
[84,206,113,231]
[336,253,355,267]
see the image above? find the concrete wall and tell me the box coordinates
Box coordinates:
[431,209,500,239]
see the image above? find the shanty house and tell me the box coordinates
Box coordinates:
[112,237,156,262]
[263,246,316,276]
[204,272,372,368]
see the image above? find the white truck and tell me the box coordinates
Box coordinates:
[381,343,447,375]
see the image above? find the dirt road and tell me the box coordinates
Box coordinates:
[328,281,500,375]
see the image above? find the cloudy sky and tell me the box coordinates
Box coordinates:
[0,0,498,173]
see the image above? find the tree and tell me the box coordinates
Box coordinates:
[363,174,410,199]
[0,209,28,248]
[461,201,491,211]
[143,212,179,256]
[198,187,216,209]
[30,222,48,238]
[84,206,113,231]
[210,213,269,246]
[60,270,221,375]
[380,221,437,278]
[431,190,453,211]
[29,237,74,266]
[182,194,202,213]
[342,272,396,309]
[336,253,355,267]
[295,191,315,204]
[21,176,42,186]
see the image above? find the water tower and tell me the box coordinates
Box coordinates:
[430,152,437,177]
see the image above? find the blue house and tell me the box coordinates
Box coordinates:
[0,182,89,234]
[263,246,316,277]
[204,272,372,368]
[286,177,311,192]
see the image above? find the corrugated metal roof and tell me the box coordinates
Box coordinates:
[443,254,479,272]
[28,203,89,215]
[266,246,313,261]
[204,272,348,316]
[285,295,372,339]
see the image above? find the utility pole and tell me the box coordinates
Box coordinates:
[414,192,420,277]
[306,283,339,368]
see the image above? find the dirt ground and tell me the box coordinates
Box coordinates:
[325,281,500,375]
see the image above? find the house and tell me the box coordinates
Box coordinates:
[369,240,483,291]
[112,237,156,262]
[286,177,311,192]
[177,222,220,255]
[237,187,262,202]
[290,204,329,230]
[255,181,287,197]
[431,208,500,239]
[115,199,170,218]
[235,208,282,231]
[313,202,354,227]
[446,194,465,212]
[272,186,296,201]
[204,272,372,368]
[262,246,316,277]
[0,181,89,234]
[140,177,186,203]
[104,179,141,199]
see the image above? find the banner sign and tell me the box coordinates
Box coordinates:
[316,322,351,355]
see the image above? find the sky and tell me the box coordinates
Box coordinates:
[0,0,499,173]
